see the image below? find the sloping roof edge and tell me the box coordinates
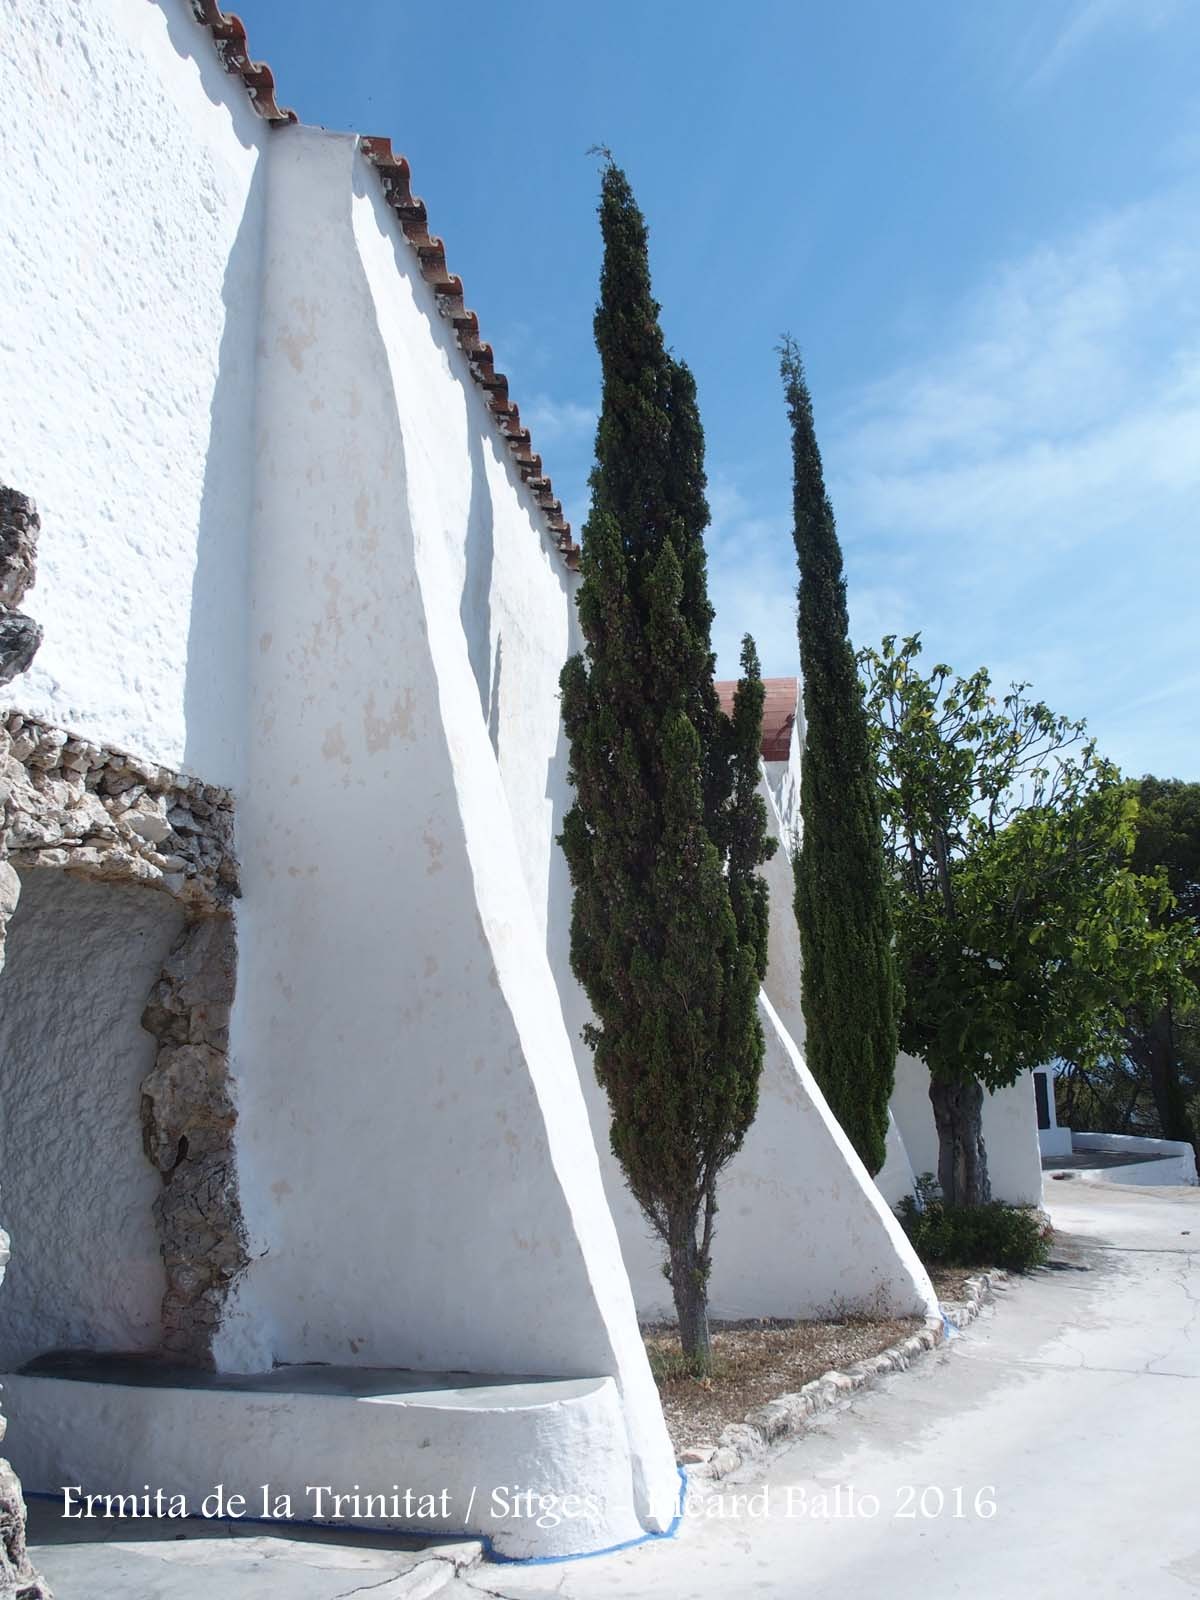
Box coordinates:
[191,4,580,571]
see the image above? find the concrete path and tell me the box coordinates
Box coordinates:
[24,1507,485,1599]
[27,1181,1200,1598]
[468,1181,1200,1599]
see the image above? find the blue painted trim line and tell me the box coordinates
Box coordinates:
[487,1467,688,1565]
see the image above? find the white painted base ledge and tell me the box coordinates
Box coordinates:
[3,1366,675,1559]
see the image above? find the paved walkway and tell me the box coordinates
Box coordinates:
[481,1181,1200,1600]
[28,1181,1200,1598]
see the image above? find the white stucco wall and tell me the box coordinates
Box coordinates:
[764,721,916,1212]
[890,1054,1044,1206]
[889,1053,941,1185]
[1039,1125,1074,1158]
[0,1,683,1553]
[983,1071,1044,1206]
[218,125,676,1535]
[875,1114,918,1208]
[0,870,183,1366]
[1035,1066,1073,1158]
[0,0,264,785]
[1,0,946,1545]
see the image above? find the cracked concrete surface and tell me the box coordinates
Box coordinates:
[25,1181,1200,1598]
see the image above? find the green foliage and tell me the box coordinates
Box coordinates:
[859,635,1195,1203]
[1054,777,1200,1136]
[1128,777,1200,925]
[858,635,1190,1093]
[896,1183,1050,1273]
[779,338,898,1176]
[559,162,775,1363]
[1105,777,1200,1146]
[645,1344,733,1384]
[1056,1054,1157,1137]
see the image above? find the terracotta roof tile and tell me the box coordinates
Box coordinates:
[191,6,579,571]
[360,138,580,571]
[191,3,296,124]
[715,677,799,763]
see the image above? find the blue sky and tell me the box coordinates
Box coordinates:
[234,0,1199,779]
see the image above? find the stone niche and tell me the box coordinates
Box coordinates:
[0,711,245,1368]
[0,870,185,1368]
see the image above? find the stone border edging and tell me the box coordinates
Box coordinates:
[683,1272,1008,1482]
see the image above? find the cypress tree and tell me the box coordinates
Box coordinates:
[559,163,775,1369]
[780,338,898,1175]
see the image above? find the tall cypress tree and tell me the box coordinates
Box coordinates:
[560,164,774,1369]
[780,337,898,1175]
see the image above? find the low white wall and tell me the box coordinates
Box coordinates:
[1073,1131,1194,1158]
[1073,1157,1197,1187]
[890,1055,1044,1206]
[0,0,265,784]
[0,870,184,1366]
[3,1370,667,1559]
[219,125,676,1535]
[1071,1133,1198,1186]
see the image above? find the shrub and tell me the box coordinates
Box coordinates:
[896,1180,1050,1272]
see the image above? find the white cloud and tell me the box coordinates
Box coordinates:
[521,393,596,445]
[706,479,798,682]
[1027,0,1183,87]
[819,184,1200,778]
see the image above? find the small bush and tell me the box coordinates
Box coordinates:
[896,1184,1050,1273]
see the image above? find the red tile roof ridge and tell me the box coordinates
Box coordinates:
[190,2,296,125]
[190,7,580,571]
[714,677,799,763]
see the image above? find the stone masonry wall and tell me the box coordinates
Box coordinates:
[140,914,247,1362]
[0,484,245,1378]
[1,712,237,915]
[0,487,52,1595]
[0,488,43,691]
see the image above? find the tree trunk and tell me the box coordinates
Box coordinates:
[928,1074,991,1206]
[667,1212,711,1372]
[1126,1003,1193,1149]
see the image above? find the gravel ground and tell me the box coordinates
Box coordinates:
[927,1264,991,1301]
[643,1315,924,1451]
